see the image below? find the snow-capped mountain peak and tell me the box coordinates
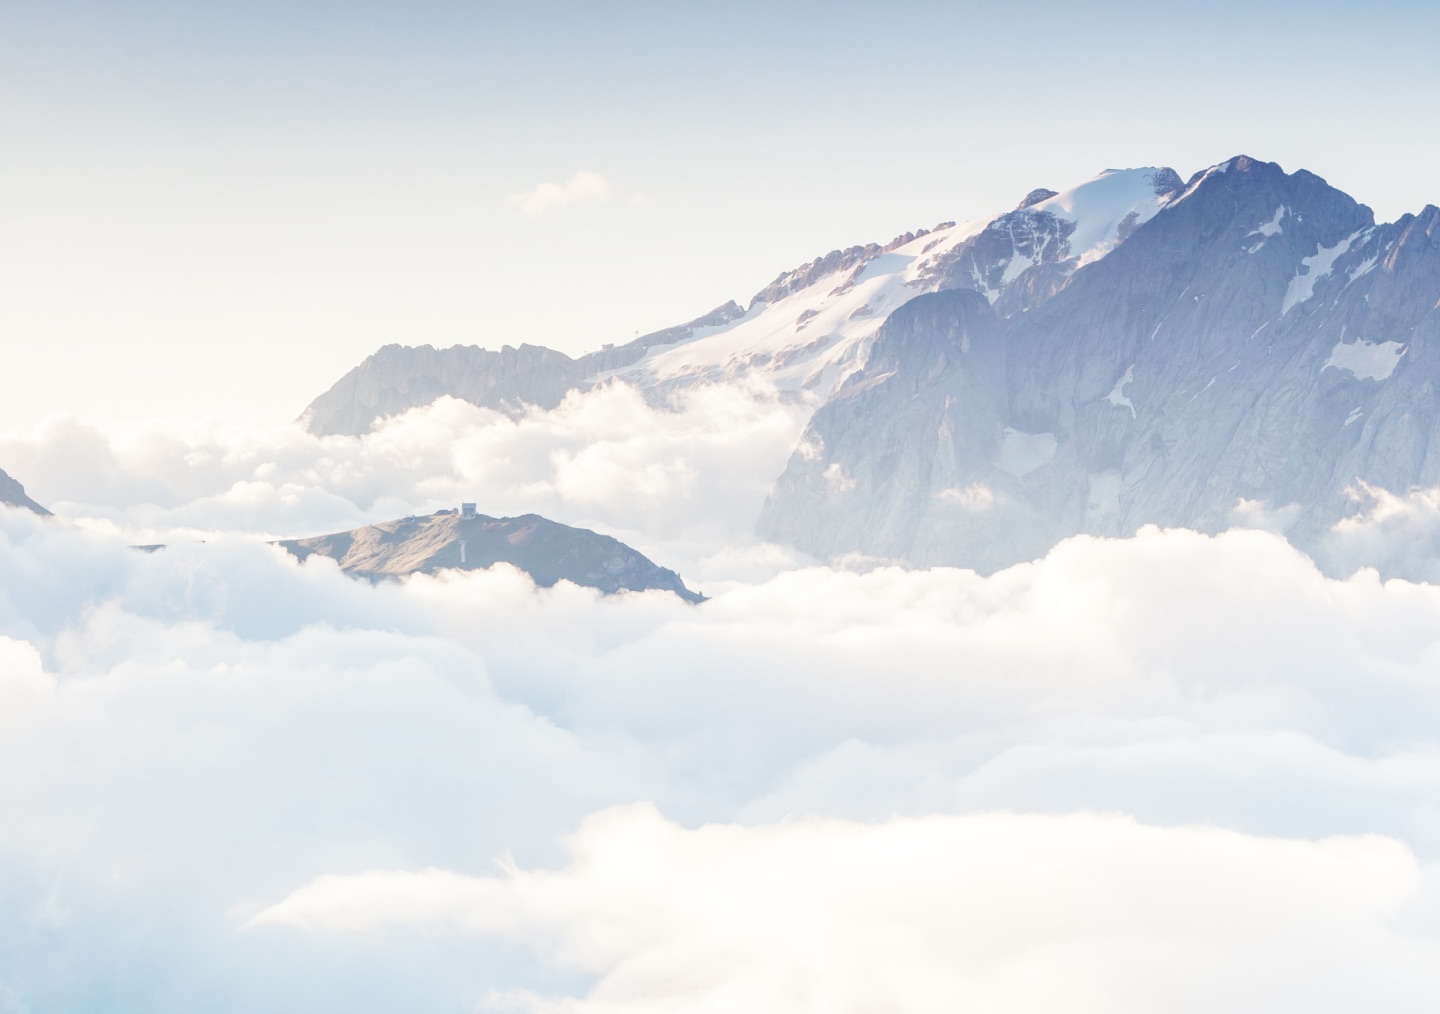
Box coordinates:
[757,155,1440,574]
[603,165,1183,400]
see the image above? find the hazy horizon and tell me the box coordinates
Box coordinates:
[4,0,1439,429]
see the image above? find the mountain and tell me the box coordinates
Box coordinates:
[300,167,1181,435]
[757,156,1440,571]
[277,509,704,601]
[0,467,49,515]
[299,302,748,436]
[300,154,1440,574]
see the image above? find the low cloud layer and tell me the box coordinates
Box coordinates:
[7,380,1440,1010]
[0,381,813,583]
[254,805,1438,1014]
[6,379,1438,595]
[1314,483,1440,583]
[4,499,1440,1009]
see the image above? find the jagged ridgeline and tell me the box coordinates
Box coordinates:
[302,156,1440,573]
[300,165,1182,436]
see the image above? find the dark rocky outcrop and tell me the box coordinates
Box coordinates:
[1017,188,1059,209]
[278,510,703,601]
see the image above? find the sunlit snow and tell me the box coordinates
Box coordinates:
[1248,205,1287,239]
[1324,339,1407,381]
[1105,364,1137,418]
[608,169,1176,404]
[1283,232,1361,314]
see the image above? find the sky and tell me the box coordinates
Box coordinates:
[3,0,1439,430]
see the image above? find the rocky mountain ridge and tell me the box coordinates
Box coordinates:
[278,509,704,601]
[300,167,1180,435]
[758,156,1440,571]
[298,154,1440,574]
[300,302,748,436]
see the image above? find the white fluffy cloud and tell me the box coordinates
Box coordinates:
[1313,483,1440,582]
[8,381,1440,1010]
[508,171,613,217]
[4,503,1440,1009]
[252,804,1438,1014]
[0,381,813,584]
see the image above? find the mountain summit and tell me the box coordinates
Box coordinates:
[278,509,703,601]
[301,155,1440,573]
[300,165,1182,435]
[760,156,1440,570]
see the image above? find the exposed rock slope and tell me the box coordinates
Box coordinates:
[758,156,1440,571]
[298,153,1440,575]
[278,510,703,601]
[0,467,49,515]
[300,303,747,436]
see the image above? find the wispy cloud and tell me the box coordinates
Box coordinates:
[507,170,613,217]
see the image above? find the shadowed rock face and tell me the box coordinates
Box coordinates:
[0,467,49,515]
[277,511,704,602]
[759,156,1440,572]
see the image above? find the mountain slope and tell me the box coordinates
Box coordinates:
[758,156,1440,571]
[278,510,704,601]
[300,168,1181,434]
[0,467,49,515]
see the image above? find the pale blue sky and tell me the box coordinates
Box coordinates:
[2,0,1437,428]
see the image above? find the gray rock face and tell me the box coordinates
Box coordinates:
[0,467,49,515]
[300,343,589,437]
[300,302,746,436]
[759,156,1440,572]
[277,511,704,601]
[1017,188,1059,209]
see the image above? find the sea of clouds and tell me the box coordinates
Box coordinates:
[4,381,1440,1012]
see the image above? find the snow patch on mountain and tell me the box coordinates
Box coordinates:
[1105,365,1137,418]
[1324,339,1407,381]
[1347,255,1379,284]
[1246,206,1288,252]
[1283,231,1361,314]
[1169,161,1231,206]
[1024,168,1178,267]
[604,219,987,398]
[1249,206,1288,239]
